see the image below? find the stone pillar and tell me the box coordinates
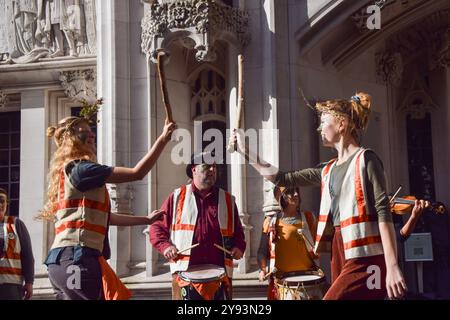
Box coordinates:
[20,89,47,274]
[145,55,160,277]
[97,0,132,276]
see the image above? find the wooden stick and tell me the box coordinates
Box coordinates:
[227,54,244,153]
[235,54,244,130]
[214,243,232,256]
[390,185,403,204]
[263,267,278,280]
[156,51,174,123]
[177,243,199,255]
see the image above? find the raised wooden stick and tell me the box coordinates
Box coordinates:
[263,267,278,280]
[156,51,174,123]
[214,243,232,256]
[227,54,244,153]
[177,243,199,255]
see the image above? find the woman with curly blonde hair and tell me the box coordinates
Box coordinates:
[232,92,406,300]
[41,116,176,300]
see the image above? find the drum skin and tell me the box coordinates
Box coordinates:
[178,264,229,300]
[274,270,328,300]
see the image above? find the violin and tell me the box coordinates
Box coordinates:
[390,195,446,215]
[389,185,446,215]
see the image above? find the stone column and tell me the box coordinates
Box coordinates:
[144,51,160,277]
[20,90,47,274]
[97,0,132,276]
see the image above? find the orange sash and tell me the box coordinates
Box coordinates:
[98,256,132,300]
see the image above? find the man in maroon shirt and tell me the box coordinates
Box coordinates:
[150,153,246,299]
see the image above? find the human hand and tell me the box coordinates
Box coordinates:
[161,119,177,142]
[147,210,165,224]
[386,265,407,300]
[229,129,245,154]
[258,269,267,282]
[23,283,33,300]
[231,247,243,260]
[411,199,430,219]
[163,245,178,260]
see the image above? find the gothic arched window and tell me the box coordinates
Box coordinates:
[190,68,228,190]
[191,68,227,120]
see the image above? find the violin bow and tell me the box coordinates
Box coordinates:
[390,185,403,204]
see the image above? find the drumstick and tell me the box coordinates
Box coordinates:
[297,229,314,249]
[177,243,199,255]
[214,243,232,256]
[263,267,278,280]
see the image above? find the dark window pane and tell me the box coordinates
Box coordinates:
[222,0,233,6]
[0,150,8,166]
[221,100,226,115]
[11,114,20,131]
[10,166,20,182]
[195,77,201,92]
[0,134,9,148]
[9,199,19,216]
[0,118,9,133]
[195,102,201,117]
[10,183,19,199]
[11,149,19,165]
[208,101,214,113]
[0,168,8,182]
[207,71,213,91]
[217,74,225,90]
[0,184,7,192]
[11,133,20,148]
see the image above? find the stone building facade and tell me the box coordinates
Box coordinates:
[1,0,449,298]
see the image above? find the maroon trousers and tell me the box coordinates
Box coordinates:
[323,227,387,300]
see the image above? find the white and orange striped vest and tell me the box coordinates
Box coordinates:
[170,185,236,277]
[51,166,110,253]
[314,148,384,260]
[0,216,23,285]
[267,211,317,272]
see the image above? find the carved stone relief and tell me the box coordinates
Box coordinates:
[141,0,250,63]
[437,28,450,68]
[59,68,96,101]
[0,0,97,64]
[378,9,450,79]
[375,51,403,86]
[0,91,9,109]
[108,184,134,214]
[399,73,438,119]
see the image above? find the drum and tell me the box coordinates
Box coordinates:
[274,270,327,300]
[177,264,230,300]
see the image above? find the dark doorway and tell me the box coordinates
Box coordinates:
[201,120,228,191]
[406,113,435,200]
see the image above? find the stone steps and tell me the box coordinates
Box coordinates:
[31,270,268,300]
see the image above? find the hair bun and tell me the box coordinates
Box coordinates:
[354,92,371,110]
[47,126,57,138]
